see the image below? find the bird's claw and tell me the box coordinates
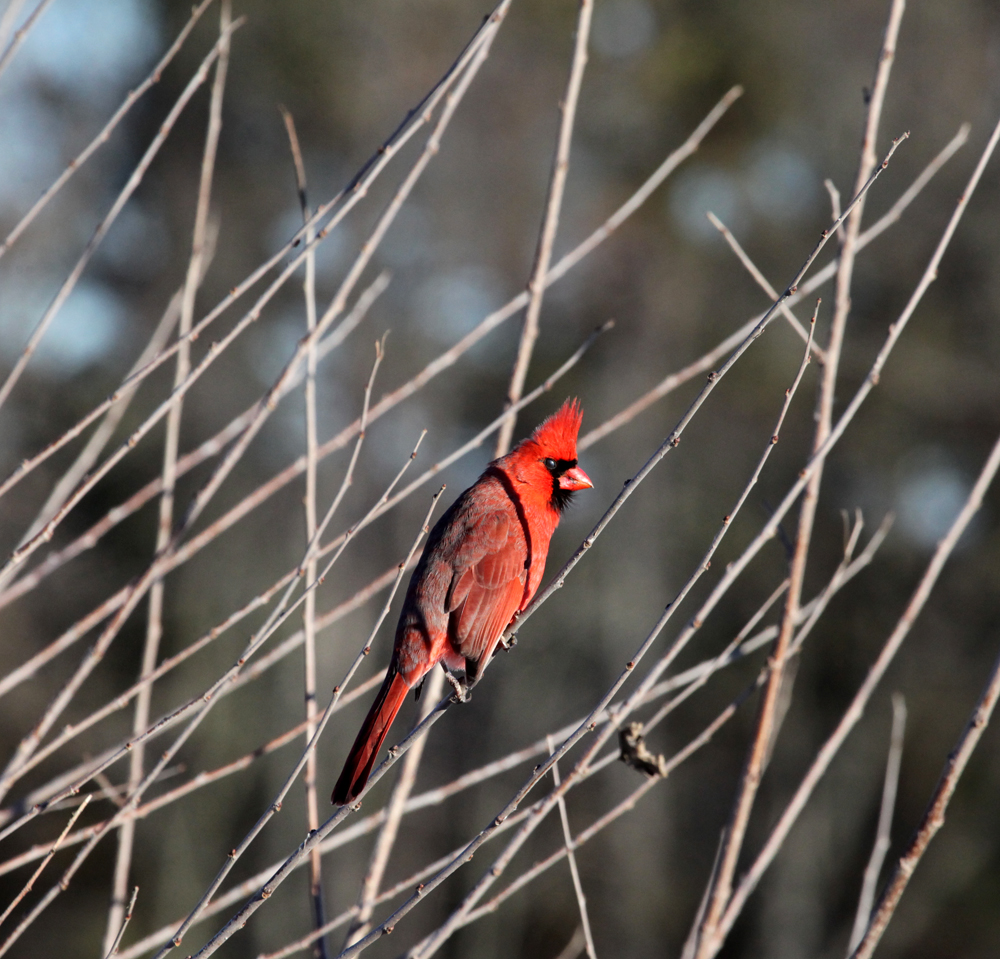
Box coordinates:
[444,670,471,703]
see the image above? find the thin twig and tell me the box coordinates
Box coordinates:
[0,0,53,84]
[693,7,906,951]
[280,101,329,959]
[548,737,597,959]
[104,887,139,959]
[343,669,445,950]
[706,212,826,362]
[0,0,29,59]
[0,0,217,260]
[824,179,844,240]
[495,0,593,455]
[716,424,1000,945]
[0,17,242,417]
[0,795,90,931]
[849,646,1000,959]
[103,7,231,952]
[847,693,907,955]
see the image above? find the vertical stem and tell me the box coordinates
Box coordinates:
[494,0,593,456]
[280,104,329,959]
[102,4,231,953]
[847,693,906,955]
[548,736,597,959]
[715,427,1000,945]
[692,5,905,955]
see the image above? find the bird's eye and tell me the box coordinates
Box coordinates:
[543,457,557,472]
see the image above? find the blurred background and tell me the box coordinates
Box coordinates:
[1,0,999,957]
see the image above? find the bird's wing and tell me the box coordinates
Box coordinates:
[444,507,527,671]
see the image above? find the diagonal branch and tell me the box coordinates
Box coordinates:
[849,644,1000,959]
[717,424,1000,946]
[692,6,907,953]
[0,16,243,416]
[102,3,232,952]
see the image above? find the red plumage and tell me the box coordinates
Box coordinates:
[332,399,592,805]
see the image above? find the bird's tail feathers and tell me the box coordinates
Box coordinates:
[331,669,410,805]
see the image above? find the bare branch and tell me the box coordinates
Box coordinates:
[847,693,907,955]
[104,887,138,959]
[717,424,1000,944]
[849,645,1000,959]
[0,795,90,932]
[0,16,243,416]
[0,0,217,259]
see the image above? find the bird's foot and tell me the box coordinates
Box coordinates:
[443,669,471,703]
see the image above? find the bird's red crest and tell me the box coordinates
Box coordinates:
[527,398,583,459]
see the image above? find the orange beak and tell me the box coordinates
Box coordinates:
[558,465,593,492]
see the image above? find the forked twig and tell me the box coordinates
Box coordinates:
[716,424,1000,946]
[847,693,907,955]
[849,645,1000,959]
[548,737,597,959]
[707,212,827,362]
[579,121,967,453]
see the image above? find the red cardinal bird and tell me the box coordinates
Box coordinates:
[332,399,593,805]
